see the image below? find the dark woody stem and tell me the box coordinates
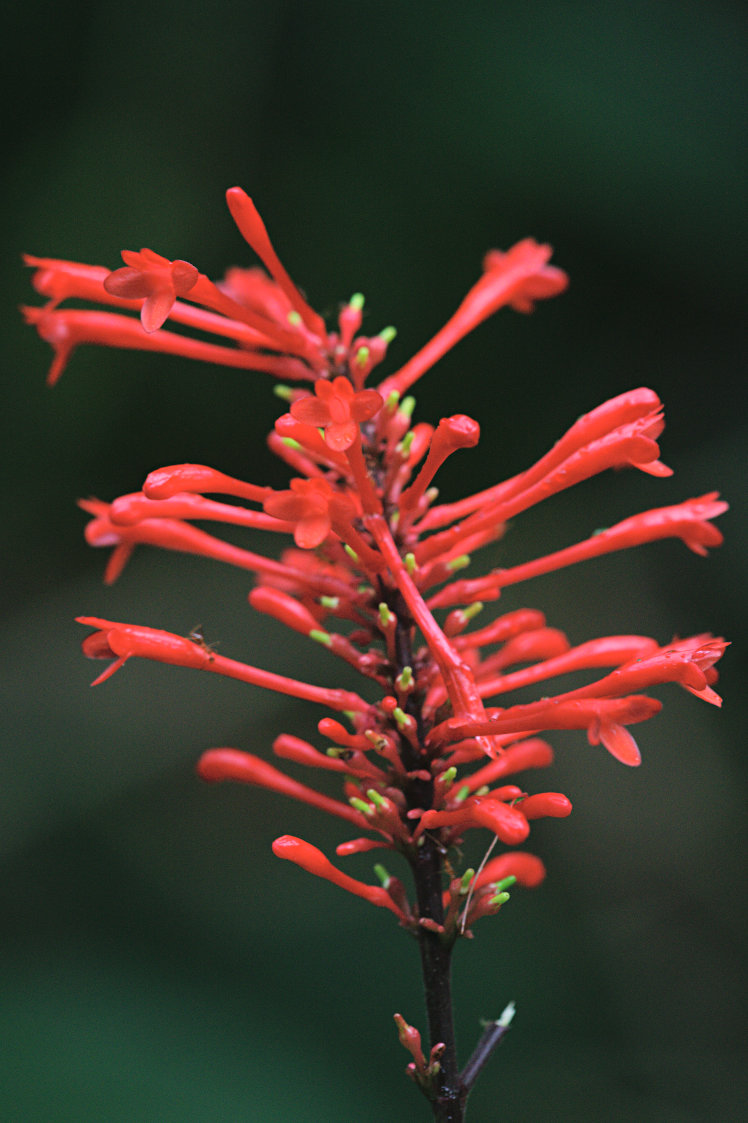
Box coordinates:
[389,594,466,1122]
[412,836,465,1121]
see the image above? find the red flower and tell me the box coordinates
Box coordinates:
[263,478,348,549]
[290,376,383,451]
[378,237,568,399]
[271,835,409,921]
[104,248,199,332]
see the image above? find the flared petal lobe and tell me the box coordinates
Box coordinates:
[104,249,199,332]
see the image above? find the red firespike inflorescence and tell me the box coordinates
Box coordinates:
[25,187,727,950]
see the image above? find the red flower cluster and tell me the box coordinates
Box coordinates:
[25,188,727,943]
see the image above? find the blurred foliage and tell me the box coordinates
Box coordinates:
[2,1,746,1118]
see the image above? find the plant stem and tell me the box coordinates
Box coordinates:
[412,836,465,1121]
[388,586,466,1120]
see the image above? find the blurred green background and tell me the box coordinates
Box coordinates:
[3,1,746,1119]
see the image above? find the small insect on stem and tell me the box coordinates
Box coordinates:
[187,625,219,662]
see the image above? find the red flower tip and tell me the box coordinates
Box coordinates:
[225,187,326,339]
[290,377,383,451]
[474,852,547,891]
[518,792,573,819]
[103,248,199,333]
[143,463,271,503]
[437,414,481,450]
[481,239,569,313]
[393,1014,427,1072]
[77,616,213,684]
[249,586,319,635]
[417,796,531,846]
[271,835,407,918]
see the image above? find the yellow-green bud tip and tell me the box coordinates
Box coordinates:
[373,863,391,887]
[460,868,475,893]
[447,554,470,572]
[393,706,409,730]
[309,629,332,647]
[378,602,394,627]
[398,431,415,456]
[496,875,517,892]
[463,601,484,622]
[396,666,413,689]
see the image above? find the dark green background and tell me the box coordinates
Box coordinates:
[3,2,746,1119]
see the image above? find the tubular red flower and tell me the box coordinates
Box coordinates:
[473,852,546,891]
[271,835,407,919]
[22,305,312,386]
[474,635,660,699]
[225,187,327,339]
[263,478,353,549]
[428,494,727,610]
[379,239,568,398]
[415,797,531,845]
[103,248,199,332]
[518,793,572,820]
[559,636,729,707]
[457,739,555,793]
[79,498,354,595]
[420,388,669,534]
[273,414,349,471]
[25,254,113,305]
[434,695,662,767]
[143,463,272,503]
[108,490,291,533]
[272,733,386,783]
[77,616,368,711]
[290,376,383,451]
[198,748,367,826]
[249,587,321,635]
[452,608,547,650]
[399,415,480,516]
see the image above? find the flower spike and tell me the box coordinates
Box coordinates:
[28,185,727,1118]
